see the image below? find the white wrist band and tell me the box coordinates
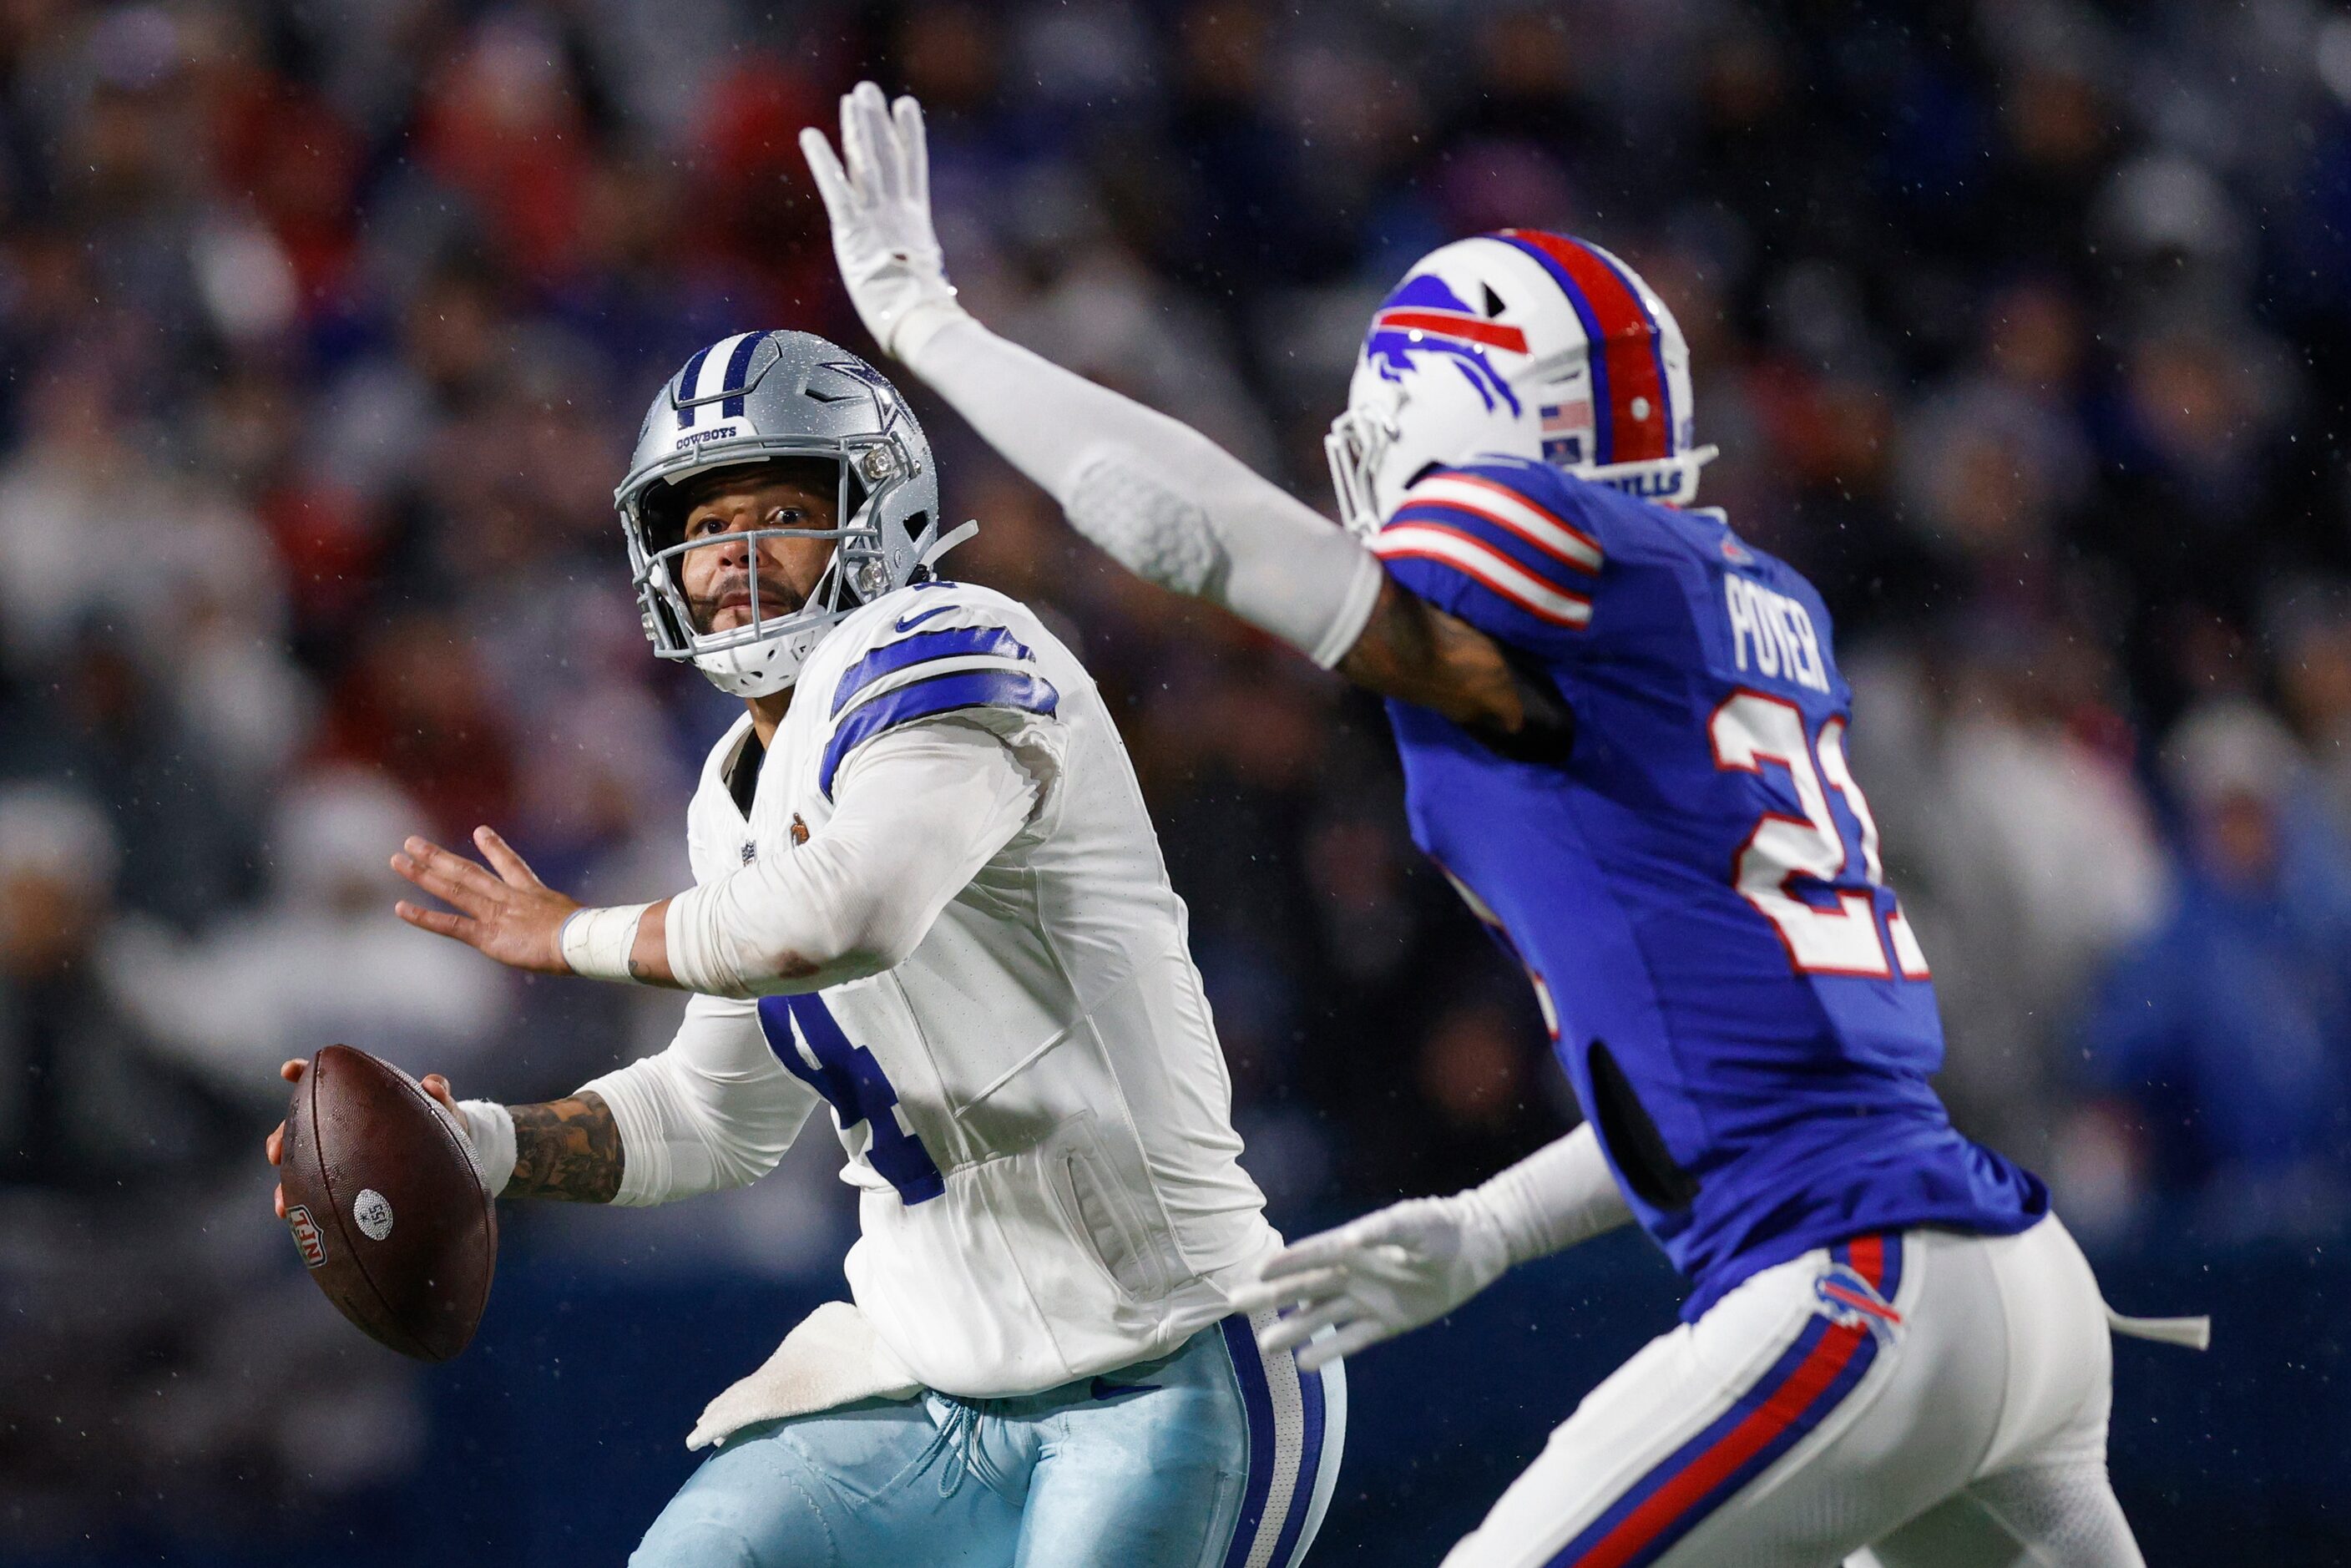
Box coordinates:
[560,903,653,983]
[456,1099,517,1197]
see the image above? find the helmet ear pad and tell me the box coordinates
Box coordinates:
[1363,357,1521,523]
[637,481,689,559]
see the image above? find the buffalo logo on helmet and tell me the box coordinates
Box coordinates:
[1363,273,1528,416]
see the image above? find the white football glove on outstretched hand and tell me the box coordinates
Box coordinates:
[1226,1192,1514,1373]
[1230,1127,1634,1370]
[799,82,967,361]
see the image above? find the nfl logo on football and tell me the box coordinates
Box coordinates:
[285,1205,326,1270]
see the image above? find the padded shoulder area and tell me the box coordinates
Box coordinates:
[801,581,1065,799]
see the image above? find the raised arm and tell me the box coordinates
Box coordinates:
[801,84,1571,759]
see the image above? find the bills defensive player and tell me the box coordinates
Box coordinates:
[801,84,2203,1567]
[267,330,1342,1566]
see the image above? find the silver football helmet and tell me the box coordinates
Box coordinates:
[614,331,945,696]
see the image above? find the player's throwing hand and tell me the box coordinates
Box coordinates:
[1227,1192,1514,1372]
[263,1058,467,1218]
[391,827,579,974]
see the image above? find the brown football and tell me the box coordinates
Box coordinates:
[279,1044,498,1361]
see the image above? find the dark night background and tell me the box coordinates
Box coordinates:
[0,1,2343,1561]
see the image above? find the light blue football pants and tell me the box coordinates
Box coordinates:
[632,1313,1346,1568]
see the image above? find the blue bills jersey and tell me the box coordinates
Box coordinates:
[1369,457,2046,1319]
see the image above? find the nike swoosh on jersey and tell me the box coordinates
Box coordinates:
[894,604,956,632]
[1088,1377,1161,1402]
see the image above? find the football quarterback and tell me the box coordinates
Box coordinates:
[297,329,1343,1568]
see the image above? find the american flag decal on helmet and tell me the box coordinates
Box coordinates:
[1541,399,1592,466]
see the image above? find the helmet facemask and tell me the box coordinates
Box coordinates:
[620,432,926,698]
[1325,399,1397,541]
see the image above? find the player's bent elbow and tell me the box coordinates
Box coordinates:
[737,935,901,993]
[720,893,932,992]
[751,945,829,987]
[830,899,934,981]
[816,929,920,985]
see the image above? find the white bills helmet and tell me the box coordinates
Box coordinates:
[615,331,945,697]
[1326,230,1716,537]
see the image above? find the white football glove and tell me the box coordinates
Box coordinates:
[1226,1192,1513,1373]
[799,82,967,361]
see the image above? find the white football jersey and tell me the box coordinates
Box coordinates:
[681,579,1278,1397]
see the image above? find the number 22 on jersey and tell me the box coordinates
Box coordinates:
[1708,690,1930,980]
[756,994,947,1204]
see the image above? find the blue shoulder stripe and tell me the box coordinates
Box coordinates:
[832,625,1034,717]
[819,668,1059,797]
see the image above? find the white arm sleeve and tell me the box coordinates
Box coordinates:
[1471,1122,1635,1267]
[904,315,1383,668]
[663,718,1041,999]
[577,994,818,1207]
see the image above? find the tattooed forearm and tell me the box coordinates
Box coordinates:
[504,1092,625,1203]
[1342,576,1517,718]
[1339,577,1575,763]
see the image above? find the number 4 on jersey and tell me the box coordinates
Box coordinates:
[757,994,947,1204]
[1708,691,1931,980]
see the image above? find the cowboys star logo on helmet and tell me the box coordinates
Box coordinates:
[1327,229,1719,538]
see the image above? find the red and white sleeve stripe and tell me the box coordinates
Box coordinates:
[1371,523,1594,628]
[1402,473,1604,576]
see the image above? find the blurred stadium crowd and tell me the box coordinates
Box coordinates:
[1,0,2347,1553]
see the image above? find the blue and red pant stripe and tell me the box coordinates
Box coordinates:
[1544,1234,1904,1568]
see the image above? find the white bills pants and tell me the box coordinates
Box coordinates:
[1442,1216,2142,1568]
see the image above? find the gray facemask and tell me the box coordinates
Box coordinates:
[614,331,948,697]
